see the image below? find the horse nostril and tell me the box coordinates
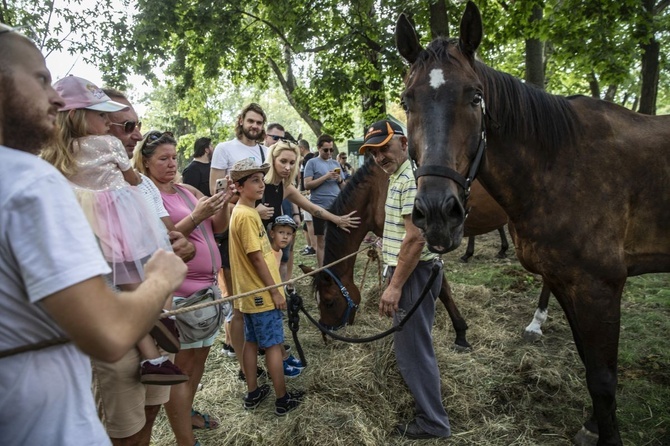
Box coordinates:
[445,195,465,222]
[412,197,427,229]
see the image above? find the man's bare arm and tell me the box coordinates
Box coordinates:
[40,249,187,363]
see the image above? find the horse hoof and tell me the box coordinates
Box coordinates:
[496,252,507,259]
[452,342,472,353]
[459,256,470,263]
[522,329,542,342]
[573,426,599,446]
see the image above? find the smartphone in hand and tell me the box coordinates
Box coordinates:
[215,178,227,194]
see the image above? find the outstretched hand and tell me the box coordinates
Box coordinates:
[336,210,361,233]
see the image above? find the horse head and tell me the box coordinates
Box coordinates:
[298,264,361,330]
[395,1,486,254]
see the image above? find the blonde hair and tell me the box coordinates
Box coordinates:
[40,109,89,177]
[265,140,301,187]
[132,130,178,177]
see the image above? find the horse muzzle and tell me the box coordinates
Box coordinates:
[412,188,466,254]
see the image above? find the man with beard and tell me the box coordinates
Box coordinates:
[209,103,273,382]
[182,137,214,197]
[0,24,187,444]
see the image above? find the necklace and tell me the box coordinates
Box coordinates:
[273,182,281,193]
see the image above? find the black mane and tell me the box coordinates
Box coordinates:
[323,156,378,263]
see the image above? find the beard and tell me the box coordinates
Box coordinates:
[0,75,57,154]
[242,127,262,142]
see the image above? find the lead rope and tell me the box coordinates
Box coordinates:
[288,260,442,345]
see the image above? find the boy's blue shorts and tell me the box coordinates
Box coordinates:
[243,309,284,349]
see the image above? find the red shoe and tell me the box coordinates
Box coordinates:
[140,359,189,385]
[150,318,180,353]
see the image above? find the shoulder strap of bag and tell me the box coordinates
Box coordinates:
[258,144,265,163]
[174,184,218,278]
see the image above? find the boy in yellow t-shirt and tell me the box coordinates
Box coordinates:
[229,158,305,416]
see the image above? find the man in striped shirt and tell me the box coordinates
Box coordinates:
[358,120,451,441]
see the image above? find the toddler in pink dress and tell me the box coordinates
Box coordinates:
[42,75,187,385]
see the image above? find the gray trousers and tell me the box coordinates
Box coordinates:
[390,260,451,437]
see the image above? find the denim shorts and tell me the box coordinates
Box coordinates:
[243,309,284,349]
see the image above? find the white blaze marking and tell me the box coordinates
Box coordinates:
[429,69,445,89]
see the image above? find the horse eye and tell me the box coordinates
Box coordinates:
[472,93,482,105]
[400,98,409,113]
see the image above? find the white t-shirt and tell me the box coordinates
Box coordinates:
[0,146,112,445]
[211,137,268,175]
[138,172,169,218]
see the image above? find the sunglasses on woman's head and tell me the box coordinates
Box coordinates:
[147,131,174,142]
[110,120,142,134]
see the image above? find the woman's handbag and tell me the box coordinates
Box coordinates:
[173,286,223,343]
[172,185,224,343]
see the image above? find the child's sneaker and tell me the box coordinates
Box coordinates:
[284,354,305,369]
[140,358,189,385]
[149,317,180,353]
[220,343,236,358]
[283,362,302,378]
[238,366,268,382]
[244,384,271,410]
[275,390,305,416]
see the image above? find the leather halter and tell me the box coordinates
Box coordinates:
[320,267,359,331]
[412,98,487,201]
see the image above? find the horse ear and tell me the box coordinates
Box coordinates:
[395,13,422,64]
[298,264,314,274]
[458,1,483,60]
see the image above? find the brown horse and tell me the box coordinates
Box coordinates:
[311,156,552,342]
[395,2,670,445]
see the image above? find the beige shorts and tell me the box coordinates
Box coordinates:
[91,348,171,438]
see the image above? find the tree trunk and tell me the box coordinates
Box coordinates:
[638,37,659,115]
[604,84,617,102]
[588,71,600,98]
[524,5,544,90]
[268,51,324,137]
[429,0,449,38]
[360,49,386,128]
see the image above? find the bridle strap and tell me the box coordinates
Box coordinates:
[412,98,487,200]
[413,165,466,190]
[322,267,359,330]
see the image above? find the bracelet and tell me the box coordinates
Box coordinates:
[293,213,300,216]
[189,213,197,226]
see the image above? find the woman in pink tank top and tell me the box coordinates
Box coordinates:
[134,131,234,445]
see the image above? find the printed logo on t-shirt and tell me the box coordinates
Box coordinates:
[254,296,264,306]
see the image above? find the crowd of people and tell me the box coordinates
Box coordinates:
[0,24,451,445]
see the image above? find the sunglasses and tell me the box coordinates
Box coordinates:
[146,131,174,142]
[321,148,334,153]
[268,134,283,141]
[111,120,142,134]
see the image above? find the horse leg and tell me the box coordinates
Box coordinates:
[460,236,476,262]
[496,226,509,258]
[522,282,550,341]
[438,275,471,351]
[550,275,624,446]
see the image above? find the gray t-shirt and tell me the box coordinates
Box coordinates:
[0,146,111,445]
[304,156,343,208]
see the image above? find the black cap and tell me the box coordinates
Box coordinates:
[359,120,405,154]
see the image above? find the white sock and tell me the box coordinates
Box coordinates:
[143,356,168,366]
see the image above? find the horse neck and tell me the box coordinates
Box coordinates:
[474,62,581,219]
